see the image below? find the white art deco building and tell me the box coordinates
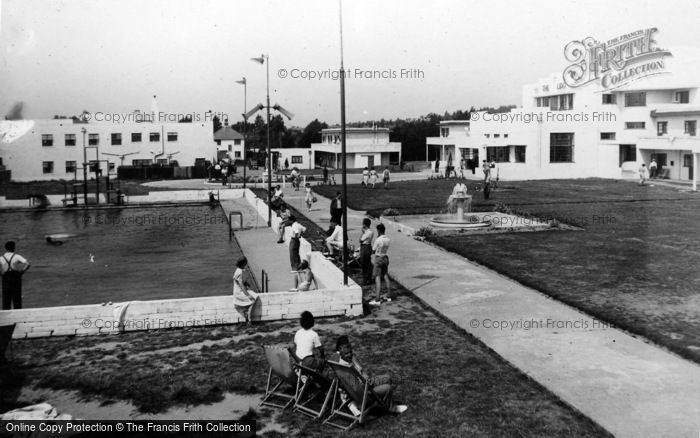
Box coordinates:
[427,40,700,189]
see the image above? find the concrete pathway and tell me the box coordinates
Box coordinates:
[279,188,700,438]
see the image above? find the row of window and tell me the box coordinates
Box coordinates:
[43,161,117,174]
[657,121,697,136]
[41,132,178,147]
[601,90,690,107]
[535,93,575,111]
[484,133,508,139]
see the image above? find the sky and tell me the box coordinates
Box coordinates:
[2,0,700,127]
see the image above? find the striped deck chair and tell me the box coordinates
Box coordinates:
[259,345,299,410]
[323,360,390,430]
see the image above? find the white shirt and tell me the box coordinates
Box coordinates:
[373,235,390,256]
[328,225,343,245]
[295,328,321,360]
[360,228,374,245]
[0,252,29,274]
[290,221,306,237]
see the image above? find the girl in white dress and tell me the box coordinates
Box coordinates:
[369,167,378,188]
[232,257,258,325]
[304,183,314,211]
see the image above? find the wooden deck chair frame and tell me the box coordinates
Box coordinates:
[259,345,299,410]
[323,360,389,431]
[294,361,336,420]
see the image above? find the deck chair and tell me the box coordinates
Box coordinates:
[260,345,299,410]
[323,361,390,430]
[0,324,15,363]
[294,361,336,420]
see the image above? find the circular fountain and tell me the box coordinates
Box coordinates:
[430,184,492,229]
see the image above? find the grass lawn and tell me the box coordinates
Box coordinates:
[1,189,610,436]
[316,178,700,363]
[1,276,609,437]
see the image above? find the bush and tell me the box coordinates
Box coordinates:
[414,226,436,239]
[382,208,400,217]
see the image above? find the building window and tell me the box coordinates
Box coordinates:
[440,127,450,138]
[484,134,490,138]
[109,162,115,172]
[504,134,508,138]
[291,155,303,164]
[234,151,241,158]
[42,161,54,174]
[536,97,550,107]
[619,144,637,166]
[133,159,152,166]
[625,122,646,129]
[550,133,574,163]
[228,145,232,152]
[150,132,160,142]
[674,90,690,103]
[602,93,617,104]
[42,134,53,146]
[624,92,646,107]
[131,133,142,142]
[548,94,574,111]
[65,134,76,146]
[494,134,500,138]
[657,122,668,136]
[684,154,693,167]
[88,134,99,145]
[600,132,616,140]
[111,133,122,145]
[65,161,76,173]
[167,132,177,142]
[234,139,241,145]
[684,120,696,136]
[486,146,510,163]
[514,146,526,163]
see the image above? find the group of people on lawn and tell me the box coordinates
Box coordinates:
[293,310,407,415]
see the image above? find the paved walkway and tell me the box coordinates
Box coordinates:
[279,188,700,438]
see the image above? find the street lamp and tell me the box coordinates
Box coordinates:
[338,0,349,285]
[250,55,294,226]
[251,54,272,226]
[235,77,248,189]
[81,127,88,205]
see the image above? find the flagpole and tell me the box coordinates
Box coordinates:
[339,0,348,286]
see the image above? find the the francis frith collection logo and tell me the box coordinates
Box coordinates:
[563,28,672,90]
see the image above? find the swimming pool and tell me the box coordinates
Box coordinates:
[0,205,242,308]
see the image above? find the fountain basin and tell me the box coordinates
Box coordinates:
[430,214,492,229]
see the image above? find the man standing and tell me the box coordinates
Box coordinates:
[370,223,390,305]
[323,166,329,185]
[288,216,306,270]
[382,166,390,189]
[359,218,375,285]
[1,241,30,310]
[649,159,658,179]
[482,160,492,200]
[330,192,342,225]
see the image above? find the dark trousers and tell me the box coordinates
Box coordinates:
[360,244,372,284]
[331,209,342,225]
[2,274,22,310]
[483,182,491,200]
[290,237,301,270]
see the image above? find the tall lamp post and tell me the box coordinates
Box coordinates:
[235,77,248,189]
[249,55,295,228]
[251,54,272,226]
[339,0,349,285]
[81,127,88,205]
